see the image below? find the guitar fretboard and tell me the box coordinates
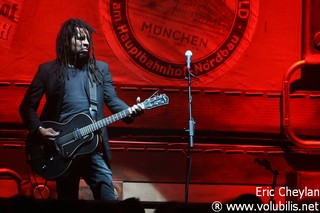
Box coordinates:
[80,109,131,136]
[76,93,168,137]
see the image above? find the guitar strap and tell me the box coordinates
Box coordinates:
[89,80,98,121]
[88,78,103,153]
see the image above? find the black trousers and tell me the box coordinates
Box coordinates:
[56,152,116,200]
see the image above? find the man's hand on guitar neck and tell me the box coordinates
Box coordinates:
[38,126,60,141]
[128,97,144,118]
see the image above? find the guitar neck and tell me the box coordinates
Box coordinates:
[80,109,131,136]
[77,93,168,137]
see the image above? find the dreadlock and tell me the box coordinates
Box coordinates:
[55,18,102,85]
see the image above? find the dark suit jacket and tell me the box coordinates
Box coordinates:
[19,59,131,160]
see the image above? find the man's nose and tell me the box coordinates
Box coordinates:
[82,38,89,47]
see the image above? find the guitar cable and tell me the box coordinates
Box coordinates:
[25,164,49,199]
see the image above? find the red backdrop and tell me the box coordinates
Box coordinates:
[1,0,314,139]
[0,0,302,88]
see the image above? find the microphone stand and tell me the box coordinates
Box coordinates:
[184,53,196,203]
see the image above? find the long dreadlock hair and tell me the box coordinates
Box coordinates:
[55,18,102,85]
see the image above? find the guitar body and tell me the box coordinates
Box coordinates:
[26,93,169,180]
[28,113,98,180]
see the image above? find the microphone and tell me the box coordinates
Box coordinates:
[185,50,192,69]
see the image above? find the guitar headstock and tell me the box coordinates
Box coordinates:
[143,93,169,109]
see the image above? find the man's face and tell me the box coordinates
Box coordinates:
[70,27,90,59]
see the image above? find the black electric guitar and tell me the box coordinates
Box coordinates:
[27,93,169,180]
